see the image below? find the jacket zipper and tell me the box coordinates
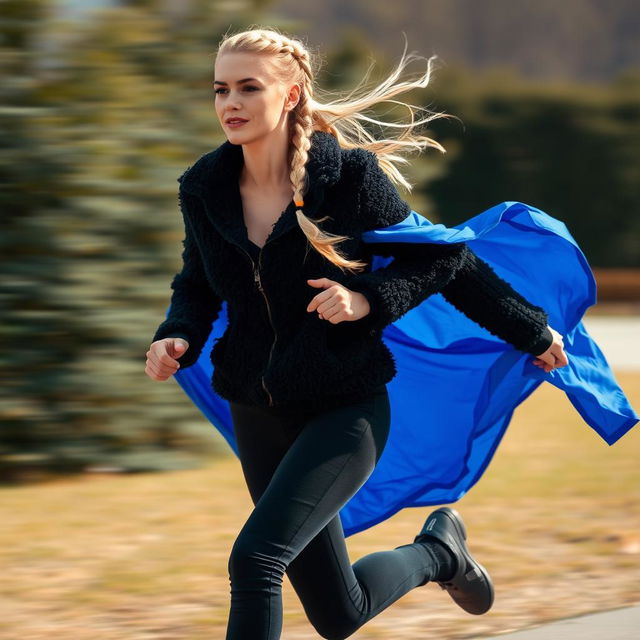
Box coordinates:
[235,243,277,407]
[183,186,282,406]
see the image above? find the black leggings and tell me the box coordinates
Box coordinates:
[226,384,444,640]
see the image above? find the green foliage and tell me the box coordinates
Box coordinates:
[422,67,640,268]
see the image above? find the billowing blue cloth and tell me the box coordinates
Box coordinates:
[166,201,638,537]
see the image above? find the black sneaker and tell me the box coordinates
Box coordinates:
[414,506,495,615]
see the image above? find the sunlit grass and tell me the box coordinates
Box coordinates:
[2,372,638,639]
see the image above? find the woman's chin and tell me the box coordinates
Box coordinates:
[225,127,254,143]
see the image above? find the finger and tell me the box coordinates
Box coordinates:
[546,355,562,371]
[536,354,555,370]
[315,289,344,314]
[148,353,175,375]
[146,360,168,380]
[317,298,342,318]
[325,306,348,323]
[159,351,180,368]
[151,358,178,377]
[311,284,343,312]
[307,292,328,313]
[146,351,164,369]
[551,342,566,355]
[538,354,554,366]
[151,352,179,375]
[162,361,180,375]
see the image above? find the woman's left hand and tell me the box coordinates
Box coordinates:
[533,325,569,372]
[306,278,370,324]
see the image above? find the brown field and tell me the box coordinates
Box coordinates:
[2,372,639,639]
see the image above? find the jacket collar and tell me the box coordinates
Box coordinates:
[177,131,343,253]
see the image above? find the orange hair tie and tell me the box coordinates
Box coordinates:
[294,199,304,207]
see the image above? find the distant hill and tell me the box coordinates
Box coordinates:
[269,0,639,82]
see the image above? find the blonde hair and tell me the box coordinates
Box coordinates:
[215,26,458,273]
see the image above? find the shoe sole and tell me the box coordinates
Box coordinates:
[423,507,495,615]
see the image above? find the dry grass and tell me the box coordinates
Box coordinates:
[2,373,639,639]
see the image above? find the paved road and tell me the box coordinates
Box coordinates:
[480,605,640,639]
[581,316,639,371]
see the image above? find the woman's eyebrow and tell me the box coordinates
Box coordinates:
[213,77,261,85]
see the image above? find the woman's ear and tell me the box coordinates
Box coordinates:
[284,83,301,111]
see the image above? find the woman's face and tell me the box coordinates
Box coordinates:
[213,52,299,144]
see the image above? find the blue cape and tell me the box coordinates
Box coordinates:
[165,201,638,537]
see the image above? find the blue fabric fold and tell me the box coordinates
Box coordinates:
[166,201,638,537]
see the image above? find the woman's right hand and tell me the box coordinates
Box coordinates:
[145,337,189,381]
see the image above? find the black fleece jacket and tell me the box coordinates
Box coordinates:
[152,131,553,411]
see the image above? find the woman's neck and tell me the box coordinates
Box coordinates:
[240,130,291,190]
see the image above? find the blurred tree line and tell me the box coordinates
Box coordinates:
[272,0,640,84]
[1,0,638,483]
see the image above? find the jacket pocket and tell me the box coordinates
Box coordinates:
[290,315,371,384]
[325,317,375,360]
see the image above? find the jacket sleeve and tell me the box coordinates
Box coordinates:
[151,187,223,368]
[342,148,554,356]
[438,248,554,356]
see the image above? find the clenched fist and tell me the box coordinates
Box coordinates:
[532,325,568,373]
[145,337,189,381]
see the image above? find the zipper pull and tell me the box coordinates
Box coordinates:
[254,267,262,291]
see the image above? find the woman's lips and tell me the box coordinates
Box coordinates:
[226,119,248,128]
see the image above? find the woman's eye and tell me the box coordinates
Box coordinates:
[214,86,258,94]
